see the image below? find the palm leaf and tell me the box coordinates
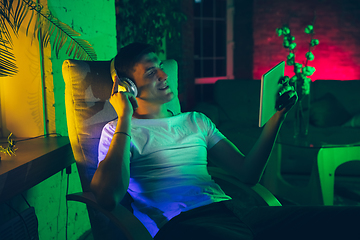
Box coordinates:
[23,0,97,60]
[0,1,16,46]
[0,17,14,47]
[0,4,18,76]
[12,0,29,33]
[0,47,18,77]
[0,0,97,77]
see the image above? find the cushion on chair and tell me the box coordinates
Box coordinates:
[62,59,180,191]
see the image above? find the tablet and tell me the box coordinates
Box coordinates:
[259,61,285,127]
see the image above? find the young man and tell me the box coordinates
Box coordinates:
[90,43,360,239]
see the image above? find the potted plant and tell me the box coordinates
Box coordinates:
[276,19,319,137]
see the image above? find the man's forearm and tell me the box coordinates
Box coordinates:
[241,112,284,184]
[90,117,132,211]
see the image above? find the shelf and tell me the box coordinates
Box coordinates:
[0,136,75,204]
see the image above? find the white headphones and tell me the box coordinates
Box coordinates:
[110,58,138,97]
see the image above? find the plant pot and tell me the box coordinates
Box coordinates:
[293,78,311,138]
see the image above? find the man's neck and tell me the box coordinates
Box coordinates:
[133,99,171,119]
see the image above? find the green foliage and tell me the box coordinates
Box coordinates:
[116,0,187,53]
[311,39,319,47]
[304,24,313,34]
[0,0,97,77]
[276,21,320,96]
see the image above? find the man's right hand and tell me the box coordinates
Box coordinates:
[109,77,138,118]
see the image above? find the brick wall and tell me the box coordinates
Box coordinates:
[167,0,195,111]
[251,0,360,80]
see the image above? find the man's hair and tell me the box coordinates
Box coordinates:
[114,42,156,79]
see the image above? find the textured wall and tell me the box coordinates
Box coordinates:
[0,0,46,138]
[0,163,90,240]
[49,0,117,136]
[0,1,117,240]
[29,164,90,240]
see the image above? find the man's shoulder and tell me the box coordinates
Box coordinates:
[103,119,117,132]
[178,112,212,128]
[187,111,210,121]
[179,111,206,118]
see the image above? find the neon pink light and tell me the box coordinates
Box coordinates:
[254,43,360,81]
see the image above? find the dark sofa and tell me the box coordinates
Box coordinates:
[195,79,360,177]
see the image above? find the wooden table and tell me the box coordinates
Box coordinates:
[0,136,75,204]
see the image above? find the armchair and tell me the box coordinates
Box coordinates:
[62,58,281,240]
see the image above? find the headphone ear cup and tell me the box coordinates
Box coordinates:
[110,58,138,97]
[119,77,138,97]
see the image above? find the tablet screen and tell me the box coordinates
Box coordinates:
[259,61,285,127]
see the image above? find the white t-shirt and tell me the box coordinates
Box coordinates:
[98,112,232,237]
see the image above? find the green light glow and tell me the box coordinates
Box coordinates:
[49,0,117,136]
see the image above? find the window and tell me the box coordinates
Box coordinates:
[194,0,227,82]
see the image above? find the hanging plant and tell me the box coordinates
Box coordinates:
[0,0,97,77]
[115,0,187,53]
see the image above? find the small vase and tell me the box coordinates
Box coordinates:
[293,77,311,138]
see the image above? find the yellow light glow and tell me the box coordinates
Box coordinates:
[118,85,127,93]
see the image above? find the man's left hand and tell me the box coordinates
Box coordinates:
[276,84,298,114]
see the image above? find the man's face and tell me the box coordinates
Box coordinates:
[132,52,174,104]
